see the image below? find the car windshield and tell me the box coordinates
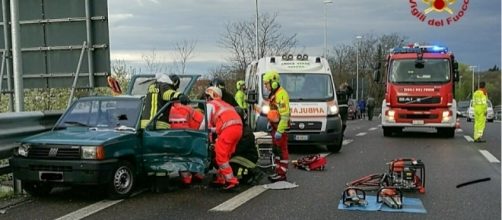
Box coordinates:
[389,59,450,83]
[262,73,334,101]
[57,99,142,129]
[457,101,470,110]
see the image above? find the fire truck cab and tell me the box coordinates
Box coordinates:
[374,44,459,137]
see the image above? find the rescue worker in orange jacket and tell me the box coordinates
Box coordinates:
[263,70,290,182]
[169,103,204,130]
[140,73,189,129]
[205,86,243,190]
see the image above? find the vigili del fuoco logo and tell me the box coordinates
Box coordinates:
[409,0,470,27]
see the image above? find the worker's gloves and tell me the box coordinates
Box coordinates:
[274,131,283,140]
[179,95,190,105]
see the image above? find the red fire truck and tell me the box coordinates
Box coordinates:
[374,43,459,137]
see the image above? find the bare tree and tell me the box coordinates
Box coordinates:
[219,12,297,78]
[172,39,197,75]
[142,49,168,74]
[329,33,408,103]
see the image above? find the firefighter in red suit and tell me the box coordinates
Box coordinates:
[205,86,243,190]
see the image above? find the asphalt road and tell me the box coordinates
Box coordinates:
[1,117,500,220]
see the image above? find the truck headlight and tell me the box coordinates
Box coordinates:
[442,110,452,123]
[16,143,30,157]
[385,110,396,122]
[81,146,105,160]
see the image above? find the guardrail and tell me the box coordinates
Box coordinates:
[0,111,63,176]
[494,105,501,120]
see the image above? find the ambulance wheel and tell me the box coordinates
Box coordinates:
[327,136,343,153]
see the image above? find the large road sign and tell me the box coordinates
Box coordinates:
[0,0,110,90]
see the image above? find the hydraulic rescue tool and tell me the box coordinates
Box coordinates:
[377,187,403,209]
[342,187,368,207]
[387,158,425,193]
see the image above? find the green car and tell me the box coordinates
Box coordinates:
[10,75,211,199]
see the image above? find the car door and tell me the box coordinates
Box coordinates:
[141,100,211,175]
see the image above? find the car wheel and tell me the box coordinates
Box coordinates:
[466,118,471,122]
[488,119,494,122]
[108,161,135,200]
[22,181,53,197]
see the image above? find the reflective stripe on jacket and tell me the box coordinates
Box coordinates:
[269,87,290,133]
[208,99,242,134]
[472,89,488,113]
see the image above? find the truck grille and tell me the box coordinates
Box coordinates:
[28,146,81,159]
[399,114,438,119]
[290,121,322,131]
[397,96,441,104]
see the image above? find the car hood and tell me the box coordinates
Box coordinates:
[22,127,132,145]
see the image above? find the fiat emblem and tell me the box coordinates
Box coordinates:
[299,123,305,129]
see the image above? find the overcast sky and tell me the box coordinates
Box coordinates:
[107,0,501,74]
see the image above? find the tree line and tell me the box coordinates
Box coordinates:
[1,12,500,112]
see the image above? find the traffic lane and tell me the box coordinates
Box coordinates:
[459,118,501,159]
[228,126,499,220]
[0,187,104,220]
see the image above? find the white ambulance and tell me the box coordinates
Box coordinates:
[245,54,343,152]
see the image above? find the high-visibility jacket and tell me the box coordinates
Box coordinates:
[234,90,248,109]
[267,87,290,133]
[169,103,204,129]
[473,89,488,113]
[208,99,242,135]
[141,82,182,128]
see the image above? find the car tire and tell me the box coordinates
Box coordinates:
[107,160,135,200]
[488,119,494,122]
[467,118,471,122]
[22,181,53,197]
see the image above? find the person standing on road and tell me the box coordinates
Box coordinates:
[234,80,248,109]
[358,99,366,119]
[472,81,488,143]
[263,70,291,182]
[366,96,376,121]
[336,82,353,137]
[205,86,243,190]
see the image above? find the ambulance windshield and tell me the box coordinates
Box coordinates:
[262,73,334,101]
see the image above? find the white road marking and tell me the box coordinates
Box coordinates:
[55,199,123,220]
[320,152,332,158]
[464,135,474,142]
[342,139,353,146]
[209,185,268,212]
[368,127,378,131]
[355,132,367,137]
[479,150,501,163]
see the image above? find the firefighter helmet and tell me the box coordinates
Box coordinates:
[210,78,225,89]
[169,74,181,90]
